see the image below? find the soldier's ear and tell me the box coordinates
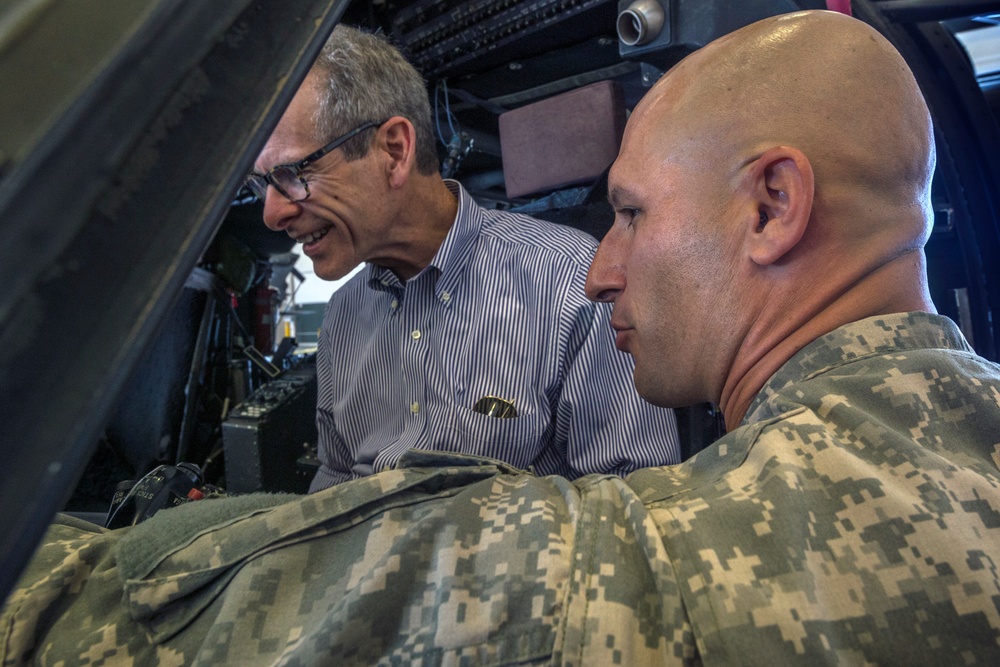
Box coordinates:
[379,116,417,189]
[744,146,814,266]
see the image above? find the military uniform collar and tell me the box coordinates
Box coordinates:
[745,312,973,426]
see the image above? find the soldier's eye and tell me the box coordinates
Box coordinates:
[617,207,639,227]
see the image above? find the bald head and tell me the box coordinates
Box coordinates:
[633,10,935,248]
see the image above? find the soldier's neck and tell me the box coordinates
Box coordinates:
[719,251,935,429]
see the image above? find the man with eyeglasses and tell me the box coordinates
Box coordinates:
[248,24,681,491]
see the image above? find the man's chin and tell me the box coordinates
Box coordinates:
[313,260,363,283]
[632,375,662,406]
[634,374,692,410]
[315,269,345,282]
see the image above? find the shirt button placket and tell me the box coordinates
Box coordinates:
[407,315,423,418]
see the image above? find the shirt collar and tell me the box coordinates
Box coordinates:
[744,312,974,425]
[366,179,481,300]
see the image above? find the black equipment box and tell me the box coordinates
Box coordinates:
[391,0,615,77]
[223,358,318,494]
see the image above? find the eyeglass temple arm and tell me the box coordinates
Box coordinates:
[298,120,387,169]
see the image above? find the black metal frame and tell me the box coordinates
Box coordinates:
[0,0,351,603]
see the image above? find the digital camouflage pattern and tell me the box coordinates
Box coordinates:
[2,312,999,665]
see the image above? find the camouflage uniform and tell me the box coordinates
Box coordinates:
[3,312,999,665]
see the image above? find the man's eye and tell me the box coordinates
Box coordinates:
[617,208,639,225]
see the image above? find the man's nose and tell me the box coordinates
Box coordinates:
[585,235,626,303]
[260,189,298,232]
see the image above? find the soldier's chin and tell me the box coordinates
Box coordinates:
[634,375,690,410]
[632,375,663,407]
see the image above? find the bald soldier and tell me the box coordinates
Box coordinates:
[3,10,1000,666]
[588,9,939,427]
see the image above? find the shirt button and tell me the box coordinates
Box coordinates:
[441,291,451,302]
[410,402,420,414]
[390,298,399,309]
[411,329,421,340]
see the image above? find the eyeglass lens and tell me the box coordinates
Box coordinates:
[246,167,308,202]
[270,167,308,201]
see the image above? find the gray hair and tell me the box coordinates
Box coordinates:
[311,24,439,175]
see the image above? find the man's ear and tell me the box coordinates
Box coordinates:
[378,116,417,189]
[745,146,814,266]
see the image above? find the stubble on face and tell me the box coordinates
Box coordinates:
[607,72,747,409]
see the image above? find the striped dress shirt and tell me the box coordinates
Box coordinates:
[310,181,679,490]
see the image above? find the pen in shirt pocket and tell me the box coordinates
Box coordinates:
[472,395,518,419]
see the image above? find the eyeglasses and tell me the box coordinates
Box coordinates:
[245,120,385,203]
[472,395,518,419]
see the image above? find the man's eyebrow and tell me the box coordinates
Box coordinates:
[253,145,297,174]
[251,154,270,175]
[607,185,640,208]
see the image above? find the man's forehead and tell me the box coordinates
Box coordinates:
[615,101,672,177]
[636,65,698,123]
[254,127,302,171]
[255,88,320,168]
[607,138,677,205]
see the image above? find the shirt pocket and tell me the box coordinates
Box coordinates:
[440,405,549,470]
